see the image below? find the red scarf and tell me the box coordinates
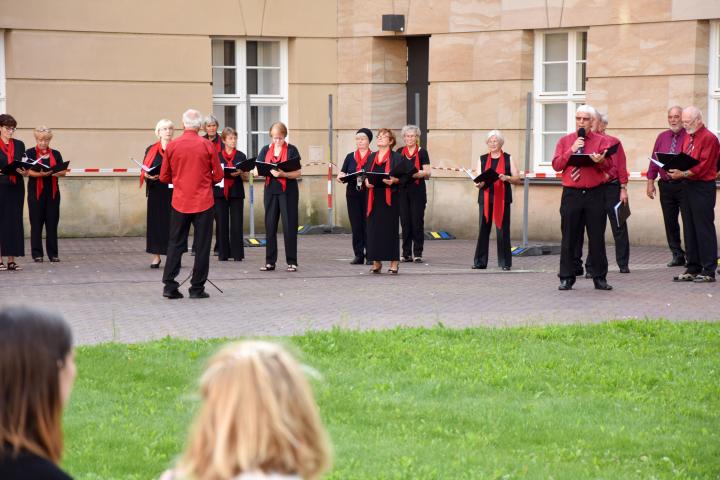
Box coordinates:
[140,142,164,187]
[209,135,222,153]
[366,150,392,217]
[264,143,288,192]
[221,148,237,199]
[35,147,59,200]
[354,149,371,171]
[0,138,16,185]
[483,151,506,228]
[402,145,421,185]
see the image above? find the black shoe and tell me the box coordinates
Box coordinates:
[163,290,184,299]
[401,256,413,263]
[471,264,487,270]
[350,256,364,265]
[558,279,575,290]
[33,257,43,263]
[189,290,210,299]
[667,256,686,267]
[693,274,716,283]
[49,257,60,263]
[150,261,161,269]
[414,257,423,263]
[593,278,613,290]
[619,266,630,274]
[673,272,696,282]
[502,266,511,271]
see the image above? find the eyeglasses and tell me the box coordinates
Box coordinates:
[1,126,16,132]
[575,116,591,121]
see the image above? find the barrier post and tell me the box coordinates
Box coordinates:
[522,92,532,248]
[327,94,334,231]
[247,92,255,238]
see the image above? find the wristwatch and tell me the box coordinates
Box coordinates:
[683,170,690,178]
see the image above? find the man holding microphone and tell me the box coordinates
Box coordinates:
[160,109,223,299]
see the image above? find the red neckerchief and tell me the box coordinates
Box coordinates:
[35,147,59,200]
[140,142,163,187]
[209,135,222,153]
[402,145,421,185]
[366,149,391,217]
[354,149,371,171]
[0,138,16,185]
[264,143,288,192]
[221,148,237,199]
[483,151,506,228]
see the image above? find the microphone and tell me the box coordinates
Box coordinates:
[577,127,586,154]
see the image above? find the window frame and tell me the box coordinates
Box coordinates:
[708,21,720,137]
[533,29,588,171]
[211,37,288,156]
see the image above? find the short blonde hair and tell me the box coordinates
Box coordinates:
[155,119,174,138]
[269,121,288,138]
[176,341,332,480]
[220,127,237,141]
[33,126,53,140]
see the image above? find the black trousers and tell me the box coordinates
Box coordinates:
[214,197,244,261]
[560,186,608,280]
[264,190,299,265]
[582,182,630,274]
[680,180,717,276]
[399,188,426,258]
[163,206,214,295]
[28,191,60,259]
[658,180,685,258]
[474,203,511,268]
[346,193,367,258]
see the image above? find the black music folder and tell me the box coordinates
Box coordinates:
[223,166,241,179]
[614,200,631,228]
[255,156,302,176]
[237,157,257,172]
[1,159,37,175]
[364,171,391,187]
[568,143,620,167]
[465,168,499,187]
[653,152,699,171]
[41,161,70,174]
[339,170,364,183]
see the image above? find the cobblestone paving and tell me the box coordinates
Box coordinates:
[1,235,717,345]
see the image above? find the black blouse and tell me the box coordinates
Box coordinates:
[26,147,64,197]
[213,150,247,199]
[397,146,430,192]
[0,139,27,186]
[340,151,371,197]
[0,448,73,480]
[258,144,301,195]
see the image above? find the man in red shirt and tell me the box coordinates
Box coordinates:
[552,105,613,291]
[668,106,719,283]
[160,109,223,299]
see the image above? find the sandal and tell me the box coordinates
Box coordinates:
[7,262,22,271]
[388,268,399,274]
[0,263,6,271]
[260,264,276,271]
[287,265,297,272]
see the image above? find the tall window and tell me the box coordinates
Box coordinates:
[708,22,720,137]
[0,31,6,114]
[533,30,587,170]
[211,38,288,156]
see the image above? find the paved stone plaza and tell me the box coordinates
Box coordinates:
[1,235,717,345]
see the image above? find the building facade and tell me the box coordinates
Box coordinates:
[1,0,719,243]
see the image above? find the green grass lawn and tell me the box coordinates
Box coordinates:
[63,321,720,479]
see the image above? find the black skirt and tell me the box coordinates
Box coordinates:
[146,183,172,254]
[0,178,25,257]
[366,188,400,261]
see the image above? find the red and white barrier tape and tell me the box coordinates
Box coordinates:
[66,163,651,180]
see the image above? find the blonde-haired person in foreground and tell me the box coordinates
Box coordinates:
[160,341,332,480]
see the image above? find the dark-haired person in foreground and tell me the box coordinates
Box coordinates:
[0,306,76,479]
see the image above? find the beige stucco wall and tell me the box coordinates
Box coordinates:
[3,0,720,244]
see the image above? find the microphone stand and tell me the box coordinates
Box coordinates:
[178,269,224,293]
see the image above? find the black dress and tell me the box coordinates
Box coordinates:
[0,448,73,479]
[0,138,26,257]
[397,147,430,259]
[365,151,407,261]
[26,147,63,259]
[474,153,513,269]
[213,149,246,261]
[258,144,301,266]
[340,150,369,260]
[144,144,173,255]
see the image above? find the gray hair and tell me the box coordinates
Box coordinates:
[576,105,597,117]
[597,112,608,125]
[182,109,203,130]
[401,124,422,139]
[486,129,505,146]
[668,105,683,116]
[682,106,703,122]
[203,114,219,128]
[154,118,174,138]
